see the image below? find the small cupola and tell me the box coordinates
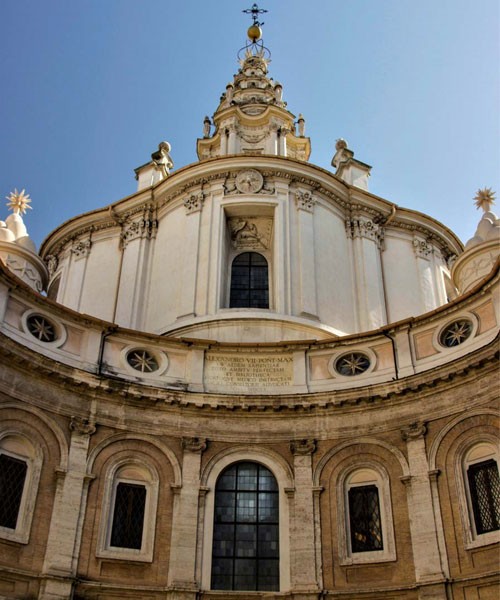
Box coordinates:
[196,4,311,161]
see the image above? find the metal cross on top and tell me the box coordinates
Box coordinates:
[243,3,267,27]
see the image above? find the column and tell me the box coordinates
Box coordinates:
[39,417,95,600]
[289,439,320,596]
[167,437,207,595]
[401,423,447,600]
[295,190,318,319]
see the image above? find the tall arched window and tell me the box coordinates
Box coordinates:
[97,460,159,562]
[0,433,42,544]
[337,465,396,564]
[211,461,279,591]
[464,443,500,537]
[229,252,269,309]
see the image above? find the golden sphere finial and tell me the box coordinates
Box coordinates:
[247,24,262,42]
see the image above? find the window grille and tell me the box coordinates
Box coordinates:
[440,319,473,347]
[126,349,159,373]
[348,484,383,552]
[211,462,279,591]
[0,454,28,529]
[110,482,146,549]
[335,352,371,376]
[468,459,500,534]
[26,314,57,342]
[229,252,269,309]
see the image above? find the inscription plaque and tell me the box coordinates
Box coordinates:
[205,353,294,389]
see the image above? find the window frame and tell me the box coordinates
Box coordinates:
[229,251,270,310]
[0,433,42,544]
[97,459,159,562]
[337,464,396,565]
[201,450,292,592]
[459,441,500,549]
[210,461,280,592]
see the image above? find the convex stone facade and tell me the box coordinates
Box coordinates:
[0,13,499,600]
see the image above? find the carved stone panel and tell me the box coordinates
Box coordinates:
[235,169,264,194]
[228,217,273,250]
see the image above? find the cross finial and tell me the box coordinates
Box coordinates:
[243,3,267,27]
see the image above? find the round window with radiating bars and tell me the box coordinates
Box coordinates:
[26,314,58,343]
[335,352,371,376]
[439,319,473,348]
[126,349,159,373]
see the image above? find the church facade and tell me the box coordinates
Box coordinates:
[0,12,498,600]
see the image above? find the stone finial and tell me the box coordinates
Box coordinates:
[203,116,211,138]
[474,188,496,213]
[297,114,305,137]
[152,141,174,174]
[6,189,32,216]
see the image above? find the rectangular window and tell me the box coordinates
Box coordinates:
[0,454,28,530]
[348,484,383,553]
[468,459,500,534]
[110,482,146,549]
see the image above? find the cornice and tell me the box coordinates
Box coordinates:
[0,322,497,415]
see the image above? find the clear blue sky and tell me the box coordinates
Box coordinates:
[1,0,499,248]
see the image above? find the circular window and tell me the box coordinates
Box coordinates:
[26,314,58,343]
[439,319,473,348]
[335,352,371,376]
[126,349,159,373]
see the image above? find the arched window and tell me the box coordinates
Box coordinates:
[337,465,396,564]
[464,443,500,537]
[229,252,269,309]
[0,433,41,544]
[98,461,159,562]
[211,461,279,591]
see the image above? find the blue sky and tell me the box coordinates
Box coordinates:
[1,0,499,248]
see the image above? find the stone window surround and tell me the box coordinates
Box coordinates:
[336,462,397,565]
[120,345,169,378]
[96,457,159,563]
[456,437,500,549]
[327,346,377,380]
[200,448,292,592]
[221,202,276,312]
[21,308,67,349]
[0,432,42,544]
[433,311,478,352]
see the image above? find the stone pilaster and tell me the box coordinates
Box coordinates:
[413,236,438,312]
[401,423,447,600]
[295,190,318,319]
[289,439,320,595]
[347,214,387,330]
[167,437,207,593]
[39,417,95,600]
[178,194,204,319]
